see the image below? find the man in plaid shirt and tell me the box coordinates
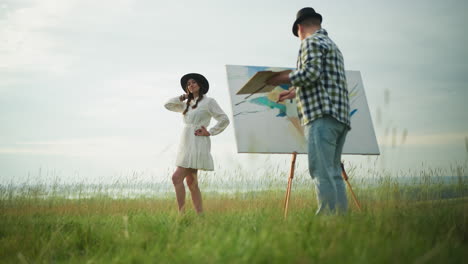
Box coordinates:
[267,7,351,215]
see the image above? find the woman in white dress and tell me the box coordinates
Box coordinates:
[164,73,229,214]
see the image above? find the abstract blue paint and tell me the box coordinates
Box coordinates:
[249,96,287,117]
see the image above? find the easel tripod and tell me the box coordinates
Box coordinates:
[283,152,362,218]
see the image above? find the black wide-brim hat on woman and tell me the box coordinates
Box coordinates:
[292,7,322,37]
[180,73,209,94]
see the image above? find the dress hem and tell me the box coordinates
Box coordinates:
[176,164,214,171]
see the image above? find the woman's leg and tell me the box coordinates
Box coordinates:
[172,167,188,213]
[185,169,203,214]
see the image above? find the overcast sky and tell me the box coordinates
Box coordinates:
[1,0,467,184]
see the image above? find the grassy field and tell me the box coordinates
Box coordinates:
[1,173,468,263]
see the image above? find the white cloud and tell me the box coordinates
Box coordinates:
[0,0,141,74]
[0,0,75,73]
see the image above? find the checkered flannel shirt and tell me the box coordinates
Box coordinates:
[289,28,351,129]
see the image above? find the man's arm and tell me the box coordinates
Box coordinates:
[265,70,292,86]
[289,40,323,87]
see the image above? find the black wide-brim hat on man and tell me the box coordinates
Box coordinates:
[292,7,322,37]
[180,73,209,94]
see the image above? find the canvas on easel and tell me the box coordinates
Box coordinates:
[225,64,380,156]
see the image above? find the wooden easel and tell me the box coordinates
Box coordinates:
[283,152,362,218]
[283,152,297,218]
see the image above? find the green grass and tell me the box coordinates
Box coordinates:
[1,179,467,264]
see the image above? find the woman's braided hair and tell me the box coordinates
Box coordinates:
[182,80,204,115]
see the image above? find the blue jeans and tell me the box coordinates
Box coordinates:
[305,116,349,215]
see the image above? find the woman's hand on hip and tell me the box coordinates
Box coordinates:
[194,126,210,136]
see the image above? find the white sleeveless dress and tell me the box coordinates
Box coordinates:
[164,96,229,171]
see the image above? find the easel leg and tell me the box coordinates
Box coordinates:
[341,162,362,211]
[283,152,297,219]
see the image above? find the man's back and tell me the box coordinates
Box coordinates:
[291,28,350,129]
